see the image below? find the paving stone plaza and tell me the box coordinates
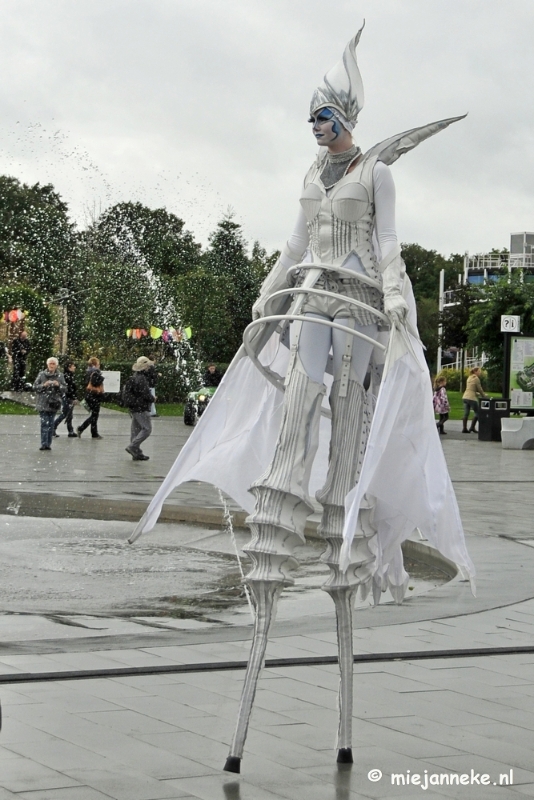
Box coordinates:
[0,406,534,798]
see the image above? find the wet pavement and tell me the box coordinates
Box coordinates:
[1,405,534,796]
[0,515,448,625]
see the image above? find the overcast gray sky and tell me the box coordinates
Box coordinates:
[0,0,533,257]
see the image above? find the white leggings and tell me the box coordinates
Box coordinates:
[294,314,378,385]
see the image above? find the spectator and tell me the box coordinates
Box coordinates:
[462,367,487,434]
[53,361,78,438]
[146,353,161,417]
[202,363,222,387]
[433,376,450,436]
[123,356,155,461]
[33,357,66,451]
[11,331,31,392]
[77,357,104,439]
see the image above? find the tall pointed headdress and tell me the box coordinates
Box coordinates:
[309,22,365,131]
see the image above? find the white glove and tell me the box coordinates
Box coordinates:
[384,293,409,329]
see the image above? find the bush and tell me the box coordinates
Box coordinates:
[434,367,489,392]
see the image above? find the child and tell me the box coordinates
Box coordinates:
[433,376,450,435]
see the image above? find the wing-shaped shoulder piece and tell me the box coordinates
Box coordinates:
[363,114,467,166]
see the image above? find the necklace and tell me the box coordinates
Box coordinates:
[320,144,361,189]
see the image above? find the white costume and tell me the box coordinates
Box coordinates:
[129,25,474,773]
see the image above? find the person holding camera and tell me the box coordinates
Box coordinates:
[33,357,66,451]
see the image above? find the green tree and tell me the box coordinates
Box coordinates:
[439,283,482,391]
[202,215,261,360]
[175,269,234,361]
[468,272,534,385]
[401,243,462,301]
[0,176,84,351]
[250,240,280,285]
[400,244,461,370]
[88,201,201,279]
[81,256,157,352]
[0,176,79,294]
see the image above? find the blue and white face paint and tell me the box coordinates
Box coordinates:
[309,108,342,145]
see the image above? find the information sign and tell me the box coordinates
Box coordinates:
[101,370,121,394]
[508,337,534,409]
[501,315,521,333]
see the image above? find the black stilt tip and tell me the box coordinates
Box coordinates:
[337,747,353,764]
[224,756,241,774]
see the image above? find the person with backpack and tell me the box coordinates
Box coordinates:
[77,357,104,439]
[123,356,155,461]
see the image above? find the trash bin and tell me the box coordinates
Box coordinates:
[478,398,510,442]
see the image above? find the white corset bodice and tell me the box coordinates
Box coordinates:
[299,154,379,280]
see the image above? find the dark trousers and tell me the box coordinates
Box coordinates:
[129,410,152,453]
[12,360,26,391]
[39,412,55,448]
[78,394,101,437]
[437,412,449,432]
[54,397,75,434]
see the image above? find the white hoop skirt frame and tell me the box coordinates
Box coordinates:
[129,268,475,597]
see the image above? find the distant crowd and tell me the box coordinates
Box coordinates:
[2,331,225,461]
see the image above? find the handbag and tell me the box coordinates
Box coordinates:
[48,397,61,412]
[86,381,104,394]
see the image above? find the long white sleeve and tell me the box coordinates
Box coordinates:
[373,160,408,326]
[373,160,397,260]
[279,208,310,269]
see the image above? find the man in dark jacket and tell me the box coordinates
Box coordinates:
[202,363,222,387]
[124,356,154,461]
[11,331,31,391]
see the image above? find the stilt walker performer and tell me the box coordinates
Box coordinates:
[129,22,475,773]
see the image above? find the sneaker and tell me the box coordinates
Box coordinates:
[53,433,60,438]
[76,427,82,438]
[125,446,138,459]
[92,435,103,440]
[39,446,51,451]
[68,432,78,438]
[136,454,150,461]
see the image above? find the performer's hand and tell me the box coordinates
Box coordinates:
[384,294,409,329]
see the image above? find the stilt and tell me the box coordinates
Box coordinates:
[224,364,325,770]
[224,578,284,772]
[316,377,375,762]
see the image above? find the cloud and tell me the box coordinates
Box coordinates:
[0,0,532,255]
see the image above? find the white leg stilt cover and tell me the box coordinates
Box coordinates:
[224,366,325,772]
[316,377,376,761]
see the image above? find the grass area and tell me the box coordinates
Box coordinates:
[2,394,505,422]
[101,402,185,416]
[0,399,36,415]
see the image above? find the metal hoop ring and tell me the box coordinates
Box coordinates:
[243,314,387,411]
[263,287,389,325]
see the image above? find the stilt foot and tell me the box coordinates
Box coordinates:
[337,747,353,764]
[224,756,241,773]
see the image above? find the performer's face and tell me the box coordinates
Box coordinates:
[309,108,342,145]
